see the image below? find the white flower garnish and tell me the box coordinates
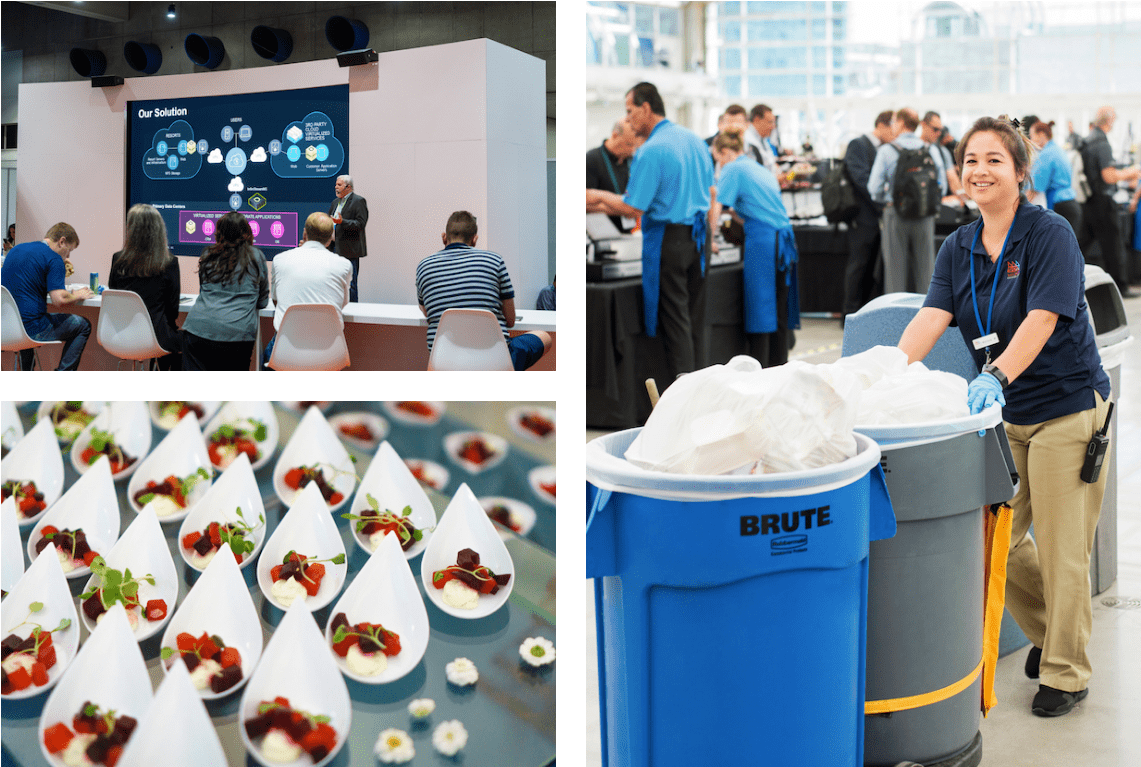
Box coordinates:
[445,657,478,686]
[432,720,468,757]
[408,698,436,718]
[519,636,556,667]
[374,728,415,763]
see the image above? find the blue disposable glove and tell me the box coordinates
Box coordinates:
[967,372,1006,416]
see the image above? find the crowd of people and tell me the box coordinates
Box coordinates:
[3,175,552,371]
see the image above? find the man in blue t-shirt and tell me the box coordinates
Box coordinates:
[1,222,94,370]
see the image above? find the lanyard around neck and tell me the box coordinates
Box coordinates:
[968,210,1018,348]
[600,141,623,194]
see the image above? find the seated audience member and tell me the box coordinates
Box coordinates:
[108,203,183,370]
[536,276,556,310]
[262,211,351,368]
[1,222,94,370]
[181,211,269,371]
[415,211,551,370]
[3,224,14,252]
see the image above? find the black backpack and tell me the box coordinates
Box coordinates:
[891,142,940,219]
[821,159,860,224]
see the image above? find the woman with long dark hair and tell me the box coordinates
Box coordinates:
[109,203,182,369]
[181,211,269,370]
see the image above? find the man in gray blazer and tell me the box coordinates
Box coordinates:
[329,174,368,301]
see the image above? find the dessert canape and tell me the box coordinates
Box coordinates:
[519,412,555,438]
[485,503,524,534]
[329,611,401,676]
[1,601,71,695]
[269,550,344,608]
[341,494,423,552]
[78,430,137,475]
[181,506,264,568]
[155,401,204,429]
[207,419,267,470]
[458,437,496,466]
[161,631,243,693]
[2,480,47,519]
[34,526,101,573]
[282,464,347,506]
[395,401,435,419]
[42,702,137,766]
[431,549,511,610]
[132,467,211,516]
[47,402,96,443]
[244,697,338,764]
[80,558,166,632]
[404,460,446,491]
[338,421,375,442]
[540,480,556,498]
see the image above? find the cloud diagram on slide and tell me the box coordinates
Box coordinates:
[250,146,268,163]
[143,120,203,179]
[270,111,345,178]
[228,176,244,192]
[207,148,224,163]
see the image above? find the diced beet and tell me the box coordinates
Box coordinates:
[181,651,200,672]
[456,548,480,570]
[1,667,8,693]
[86,734,111,763]
[280,559,301,582]
[35,536,52,556]
[74,536,91,560]
[244,712,275,740]
[210,664,242,693]
[105,744,123,767]
[330,612,350,634]
[110,715,136,746]
[494,573,512,587]
[284,711,312,742]
[83,591,107,622]
[73,704,99,734]
[193,534,214,556]
[358,632,382,654]
[1,634,22,660]
[309,744,330,762]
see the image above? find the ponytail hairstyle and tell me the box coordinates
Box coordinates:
[955,115,1038,203]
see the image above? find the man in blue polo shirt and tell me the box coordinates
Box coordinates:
[1,222,94,370]
[584,81,713,382]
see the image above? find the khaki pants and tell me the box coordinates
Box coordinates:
[1004,392,1111,692]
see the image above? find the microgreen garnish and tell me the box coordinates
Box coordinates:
[160,634,225,660]
[216,506,264,557]
[43,528,80,562]
[81,702,121,736]
[332,621,395,652]
[85,428,128,466]
[256,700,331,727]
[432,565,495,584]
[280,550,345,584]
[340,495,425,545]
[48,402,93,440]
[79,557,155,610]
[1,480,35,501]
[6,601,72,656]
[136,467,211,506]
[210,417,268,443]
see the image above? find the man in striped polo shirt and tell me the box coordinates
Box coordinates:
[415,211,551,370]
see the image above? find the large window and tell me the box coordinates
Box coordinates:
[722,47,742,69]
[723,75,743,97]
[723,20,742,42]
[721,2,741,17]
[749,19,807,41]
[750,73,807,97]
[751,46,808,69]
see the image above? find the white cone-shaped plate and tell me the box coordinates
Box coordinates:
[203,401,279,472]
[479,495,537,538]
[257,483,347,612]
[403,458,449,491]
[34,401,106,445]
[347,442,435,560]
[239,602,351,767]
[38,604,152,766]
[2,496,25,594]
[27,456,121,580]
[3,419,65,528]
[160,542,262,700]
[420,483,514,619]
[382,400,444,426]
[119,660,227,767]
[326,532,430,684]
[80,507,178,641]
[272,407,356,513]
[177,453,266,571]
[328,411,389,452]
[443,430,509,475]
[127,414,212,523]
[70,402,151,481]
[1,547,79,699]
[277,401,332,414]
[528,465,557,505]
[149,400,222,432]
[507,405,557,443]
[1,400,24,452]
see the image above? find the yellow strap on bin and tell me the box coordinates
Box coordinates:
[864,503,1013,717]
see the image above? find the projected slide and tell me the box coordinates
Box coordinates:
[126,84,349,257]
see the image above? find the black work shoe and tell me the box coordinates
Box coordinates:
[1025,646,1041,679]
[1031,685,1088,717]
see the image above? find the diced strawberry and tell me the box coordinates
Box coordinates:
[82,550,99,567]
[6,666,31,690]
[301,575,321,597]
[43,722,73,753]
[145,599,167,622]
[219,646,241,668]
[208,522,222,547]
[328,492,344,506]
[271,564,284,581]
[273,695,291,708]
[234,439,259,462]
[31,661,49,686]
[284,468,304,489]
[39,643,57,670]
[234,550,244,564]
[105,744,123,767]
[288,551,306,564]
[182,531,202,549]
[38,630,53,649]
[432,569,455,589]
[41,525,59,537]
[177,632,197,652]
[331,632,357,657]
[382,630,402,657]
[305,562,325,582]
[197,633,219,660]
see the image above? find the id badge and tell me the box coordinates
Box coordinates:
[972,333,999,351]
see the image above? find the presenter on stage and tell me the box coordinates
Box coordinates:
[328,174,368,302]
[584,81,713,384]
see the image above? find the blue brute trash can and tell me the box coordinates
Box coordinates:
[587,430,896,767]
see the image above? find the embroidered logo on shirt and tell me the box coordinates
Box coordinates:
[1006,260,1020,279]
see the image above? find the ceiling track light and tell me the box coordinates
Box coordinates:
[166,4,176,19]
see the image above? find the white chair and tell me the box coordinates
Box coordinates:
[427,308,513,371]
[96,289,170,370]
[2,284,63,370]
[266,303,350,371]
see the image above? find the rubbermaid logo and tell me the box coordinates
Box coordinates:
[772,535,808,551]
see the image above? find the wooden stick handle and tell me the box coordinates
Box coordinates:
[645,378,660,409]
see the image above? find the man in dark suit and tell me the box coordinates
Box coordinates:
[328,174,368,301]
[842,109,898,320]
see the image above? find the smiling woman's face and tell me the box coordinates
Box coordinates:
[961,130,1025,210]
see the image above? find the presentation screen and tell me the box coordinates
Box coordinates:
[126,84,349,258]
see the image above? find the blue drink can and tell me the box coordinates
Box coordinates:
[89,272,100,292]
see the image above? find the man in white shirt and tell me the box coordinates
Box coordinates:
[747,103,779,174]
[261,211,352,368]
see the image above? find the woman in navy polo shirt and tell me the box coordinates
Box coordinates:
[897,116,1112,718]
